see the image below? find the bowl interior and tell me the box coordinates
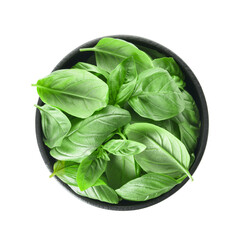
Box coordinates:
[35,35,208,210]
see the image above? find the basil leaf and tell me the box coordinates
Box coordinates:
[70,184,119,204]
[153,57,184,79]
[97,148,110,161]
[50,105,131,161]
[106,155,137,189]
[108,57,137,106]
[172,76,186,89]
[50,160,79,185]
[157,119,181,139]
[159,90,200,153]
[76,153,108,191]
[80,37,153,73]
[153,57,185,89]
[128,90,200,154]
[103,139,146,156]
[134,159,143,177]
[72,62,109,81]
[93,174,108,187]
[50,160,107,186]
[125,123,192,180]
[173,90,200,126]
[35,104,71,148]
[178,123,200,154]
[50,161,117,203]
[129,68,185,121]
[32,69,109,118]
[116,173,179,201]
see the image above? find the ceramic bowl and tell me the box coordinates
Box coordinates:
[35,35,209,210]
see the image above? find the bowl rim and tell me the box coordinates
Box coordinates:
[35,35,209,211]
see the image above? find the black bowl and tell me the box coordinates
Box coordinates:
[35,35,209,211]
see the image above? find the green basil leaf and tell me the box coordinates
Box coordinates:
[50,105,131,161]
[172,76,186,89]
[116,173,179,201]
[157,119,181,139]
[72,62,109,81]
[153,57,185,89]
[50,160,107,187]
[176,122,199,154]
[50,161,79,186]
[76,153,108,191]
[125,123,192,180]
[97,148,110,161]
[173,90,200,126]
[106,155,137,189]
[159,90,200,153]
[129,68,185,121]
[32,69,109,118]
[80,38,153,73]
[51,160,117,204]
[153,57,184,79]
[108,57,137,106]
[93,174,108,187]
[190,153,195,167]
[35,104,71,148]
[127,90,200,154]
[69,184,119,204]
[134,159,143,177]
[103,139,146,156]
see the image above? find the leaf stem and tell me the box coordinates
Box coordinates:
[49,172,55,178]
[31,84,37,87]
[79,48,95,52]
[117,128,127,140]
[184,169,194,181]
[176,174,188,184]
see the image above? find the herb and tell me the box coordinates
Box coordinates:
[106,155,137,189]
[158,90,200,154]
[32,69,109,118]
[76,152,108,191]
[125,123,193,180]
[34,37,201,204]
[129,68,185,121]
[80,37,153,73]
[153,57,186,89]
[35,104,71,148]
[116,173,181,201]
[72,62,109,81]
[108,56,137,106]
[50,105,131,161]
[103,139,146,156]
[70,185,119,204]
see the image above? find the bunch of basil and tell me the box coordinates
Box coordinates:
[33,38,200,204]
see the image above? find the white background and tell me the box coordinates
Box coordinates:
[1,0,239,239]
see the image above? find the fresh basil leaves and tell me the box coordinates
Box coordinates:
[32,69,109,118]
[35,104,71,148]
[80,37,153,73]
[72,62,109,81]
[116,173,180,201]
[106,155,137,190]
[76,152,108,191]
[50,105,131,161]
[108,56,137,106]
[125,123,192,180]
[33,37,201,204]
[103,139,146,156]
[129,68,185,121]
